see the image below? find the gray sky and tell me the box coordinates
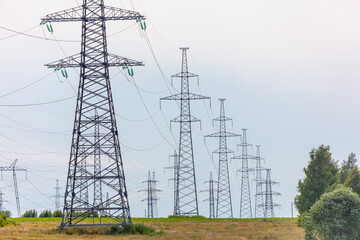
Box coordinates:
[1,0,360,218]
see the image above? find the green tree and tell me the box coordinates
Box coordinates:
[0,210,11,218]
[22,209,37,218]
[338,153,357,184]
[295,145,338,214]
[39,210,52,218]
[304,186,360,239]
[344,166,360,196]
[52,210,63,218]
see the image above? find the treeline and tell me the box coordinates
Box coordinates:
[22,209,63,218]
[295,145,360,239]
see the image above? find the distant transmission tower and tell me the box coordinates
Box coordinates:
[164,150,180,215]
[139,171,161,218]
[0,191,6,212]
[200,172,217,218]
[206,99,240,218]
[252,145,266,218]
[53,180,62,211]
[161,47,210,216]
[41,0,145,228]
[258,169,280,218]
[234,129,253,218]
[0,159,27,217]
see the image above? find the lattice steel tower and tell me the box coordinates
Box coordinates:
[161,48,210,216]
[53,179,62,211]
[139,171,161,218]
[234,129,253,218]
[201,172,217,218]
[258,169,280,218]
[206,99,240,218]
[164,150,180,215]
[253,145,266,218]
[41,0,145,228]
[0,160,27,217]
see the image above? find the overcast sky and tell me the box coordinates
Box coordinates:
[1,0,360,218]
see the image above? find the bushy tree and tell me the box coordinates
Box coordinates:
[52,210,63,218]
[295,145,338,214]
[344,166,360,196]
[304,186,360,240]
[22,209,37,218]
[39,210,52,218]
[338,153,357,184]
[0,210,11,218]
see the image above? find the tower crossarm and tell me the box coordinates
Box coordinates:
[258,191,281,196]
[211,148,234,155]
[172,72,198,78]
[160,93,210,101]
[45,53,144,69]
[205,132,241,138]
[42,6,145,23]
[170,115,200,123]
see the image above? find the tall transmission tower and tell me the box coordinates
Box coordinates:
[234,129,253,218]
[258,169,280,218]
[53,180,62,211]
[200,172,217,218]
[252,145,266,218]
[139,171,161,218]
[206,99,240,218]
[0,159,27,217]
[41,0,145,228]
[164,150,180,215]
[161,47,210,216]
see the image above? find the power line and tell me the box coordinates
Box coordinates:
[0,95,75,107]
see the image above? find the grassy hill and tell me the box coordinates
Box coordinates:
[0,217,304,239]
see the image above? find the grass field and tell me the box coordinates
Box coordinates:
[0,217,305,239]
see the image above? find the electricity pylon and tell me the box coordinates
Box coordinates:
[161,47,210,216]
[200,172,217,218]
[258,169,280,218]
[0,159,27,217]
[139,171,161,218]
[164,150,180,215]
[41,0,145,228]
[53,180,62,211]
[251,145,266,218]
[0,191,6,212]
[205,99,240,218]
[234,129,253,218]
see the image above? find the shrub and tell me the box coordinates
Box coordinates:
[22,209,37,218]
[0,213,16,227]
[0,210,11,218]
[304,186,360,239]
[39,210,52,218]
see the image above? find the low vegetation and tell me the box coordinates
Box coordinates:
[0,213,16,227]
[0,217,304,239]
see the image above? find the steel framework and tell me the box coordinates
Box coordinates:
[161,48,210,216]
[0,160,27,217]
[0,191,6,212]
[139,171,161,218]
[52,180,62,211]
[164,150,181,215]
[41,0,145,228]
[252,145,266,218]
[258,169,280,218]
[201,172,217,218]
[234,129,253,218]
[206,99,240,218]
